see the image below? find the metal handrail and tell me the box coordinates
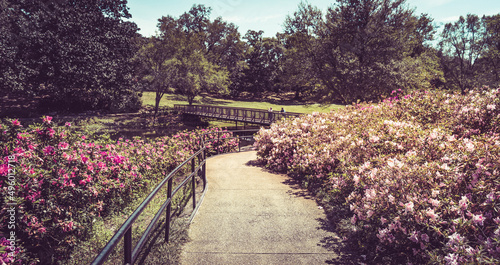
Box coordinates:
[174,104,301,125]
[91,129,259,265]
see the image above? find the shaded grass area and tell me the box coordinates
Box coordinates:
[1,91,343,139]
[2,108,196,140]
[141,92,343,114]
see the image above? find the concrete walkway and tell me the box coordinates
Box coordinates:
[180,151,342,265]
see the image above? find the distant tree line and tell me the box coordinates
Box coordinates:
[1,0,499,113]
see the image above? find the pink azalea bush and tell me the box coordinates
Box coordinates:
[255,87,500,264]
[0,117,237,264]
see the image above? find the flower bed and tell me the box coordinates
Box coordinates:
[255,87,500,264]
[0,118,237,264]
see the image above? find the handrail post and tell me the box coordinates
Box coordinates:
[191,158,196,210]
[202,148,207,189]
[217,132,220,154]
[165,178,173,243]
[124,228,132,265]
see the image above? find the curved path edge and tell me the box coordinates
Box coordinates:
[180,151,343,265]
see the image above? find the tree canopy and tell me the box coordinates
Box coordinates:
[0,0,141,112]
[281,0,442,104]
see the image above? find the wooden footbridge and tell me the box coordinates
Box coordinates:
[174,104,302,126]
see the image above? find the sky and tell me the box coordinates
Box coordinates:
[126,0,500,38]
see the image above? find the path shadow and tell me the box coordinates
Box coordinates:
[245,159,265,167]
[280,178,360,263]
[243,161,362,264]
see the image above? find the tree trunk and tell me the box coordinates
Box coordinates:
[154,91,164,124]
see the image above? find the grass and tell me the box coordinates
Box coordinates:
[64,167,202,265]
[2,91,343,138]
[140,92,344,128]
[141,92,344,114]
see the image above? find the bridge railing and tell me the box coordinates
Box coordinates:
[91,129,259,265]
[174,104,301,124]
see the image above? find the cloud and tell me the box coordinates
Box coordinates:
[436,15,460,23]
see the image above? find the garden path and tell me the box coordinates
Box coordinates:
[180,151,344,264]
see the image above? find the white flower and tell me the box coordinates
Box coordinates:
[444,253,458,265]
[465,141,475,152]
[405,201,414,213]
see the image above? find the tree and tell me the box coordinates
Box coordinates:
[174,50,230,105]
[151,5,230,105]
[0,0,25,93]
[440,14,488,93]
[477,14,500,87]
[282,2,326,101]
[241,30,284,98]
[137,36,179,121]
[283,0,438,104]
[0,0,141,112]
[177,4,245,99]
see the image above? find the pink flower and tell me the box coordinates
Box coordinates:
[38,227,47,234]
[11,119,21,126]
[459,196,468,210]
[43,145,55,155]
[444,253,458,265]
[426,208,438,221]
[409,231,419,243]
[429,198,441,207]
[62,221,74,232]
[472,214,484,226]
[58,142,69,150]
[351,215,357,224]
[369,135,380,143]
[0,164,9,176]
[43,116,53,124]
[404,201,414,213]
[47,128,56,137]
[353,175,360,185]
[65,122,72,127]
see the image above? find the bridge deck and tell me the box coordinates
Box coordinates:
[174,104,301,125]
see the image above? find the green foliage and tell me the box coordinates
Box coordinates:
[440,14,489,93]
[138,4,235,115]
[282,0,441,104]
[238,30,284,97]
[477,14,500,88]
[0,0,142,113]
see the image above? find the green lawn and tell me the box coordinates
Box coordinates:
[141,92,343,114]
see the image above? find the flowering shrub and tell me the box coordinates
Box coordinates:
[0,117,237,264]
[255,87,500,264]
